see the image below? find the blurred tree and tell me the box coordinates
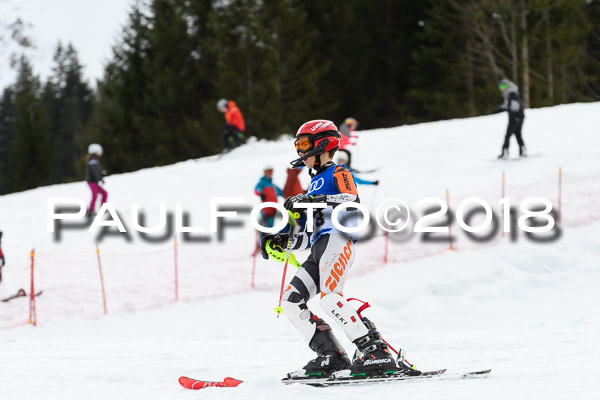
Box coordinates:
[44,42,93,181]
[2,57,53,192]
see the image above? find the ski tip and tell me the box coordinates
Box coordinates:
[223,377,243,387]
[178,376,191,388]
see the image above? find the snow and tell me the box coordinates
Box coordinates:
[0,0,134,90]
[1,103,600,399]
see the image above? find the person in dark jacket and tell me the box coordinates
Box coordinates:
[492,79,527,158]
[86,143,107,215]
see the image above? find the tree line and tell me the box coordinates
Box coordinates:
[1,0,599,194]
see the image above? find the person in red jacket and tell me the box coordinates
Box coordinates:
[282,166,305,198]
[338,117,359,167]
[217,99,246,152]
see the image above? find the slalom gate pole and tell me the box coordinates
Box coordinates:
[446,190,454,250]
[251,230,258,289]
[174,236,179,301]
[558,167,562,224]
[275,211,298,318]
[95,244,108,315]
[29,249,36,326]
[501,171,506,237]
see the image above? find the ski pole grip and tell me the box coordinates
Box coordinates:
[287,210,299,228]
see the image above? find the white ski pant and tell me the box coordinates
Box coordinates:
[281,234,368,346]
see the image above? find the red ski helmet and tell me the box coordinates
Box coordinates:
[291,120,341,168]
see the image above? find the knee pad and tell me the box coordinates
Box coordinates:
[282,300,316,345]
[320,293,368,342]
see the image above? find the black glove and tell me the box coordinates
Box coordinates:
[283,194,327,211]
[372,180,379,186]
[260,233,289,260]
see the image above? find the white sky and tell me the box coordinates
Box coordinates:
[0,0,135,90]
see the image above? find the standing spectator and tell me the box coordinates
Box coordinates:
[492,79,527,158]
[0,231,5,284]
[337,117,359,166]
[254,166,284,234]
[86,144,107,216]
[283,166,305,198]
[217,98,246,152]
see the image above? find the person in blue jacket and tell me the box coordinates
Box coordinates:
[259,120,417,379]
[254,166,284,231]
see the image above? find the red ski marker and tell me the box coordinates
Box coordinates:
[178,376,243,390]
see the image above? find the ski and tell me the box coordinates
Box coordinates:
[178,369,490,390]
[282,369,491,387]
[1,289,42,303]
[178,376,243,390]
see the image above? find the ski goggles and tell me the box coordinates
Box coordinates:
[499,83,510,91]
[294,135,313,153]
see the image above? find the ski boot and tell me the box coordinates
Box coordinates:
[348,317,398,376]
[287,317,351,378]
[497,147,508,159]
[519,146,527,157]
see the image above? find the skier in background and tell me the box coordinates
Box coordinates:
[336,155,379,186]
[337,117,359,167]
[492,79,527,158]
[0,231,5,284]
[254,166,284,236]
[260,120,418,378]
[217,98,246,152]
[86,144,107,216]
[282,166,305,198]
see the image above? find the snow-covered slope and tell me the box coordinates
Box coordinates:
[1,103,600,399]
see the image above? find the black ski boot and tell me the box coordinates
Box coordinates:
[498,147,508,159]
[349,317,398,376]
[288,317,351,378]
[519,146,527,157]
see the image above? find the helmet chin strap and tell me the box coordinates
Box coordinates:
[290,139,330,168]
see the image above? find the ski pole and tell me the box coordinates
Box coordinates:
[274,211,299,317]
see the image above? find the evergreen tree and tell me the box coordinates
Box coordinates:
[4,57,53,192]
[44,42,93,181]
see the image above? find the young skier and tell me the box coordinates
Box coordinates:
[217,98,246,152]
[254,166,284,233]
[492,79,527,158]
[337,117,359,167]
[85,144,107,216]
[260,120,414,378]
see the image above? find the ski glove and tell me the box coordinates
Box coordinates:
[260,233,289,260]
[283,194,327,211]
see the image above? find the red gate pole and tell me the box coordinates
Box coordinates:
[558,167,562,224]
[174,236,179,301]
[29,249,36,326]
[95,244,107,315]
[446,190,454,250]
